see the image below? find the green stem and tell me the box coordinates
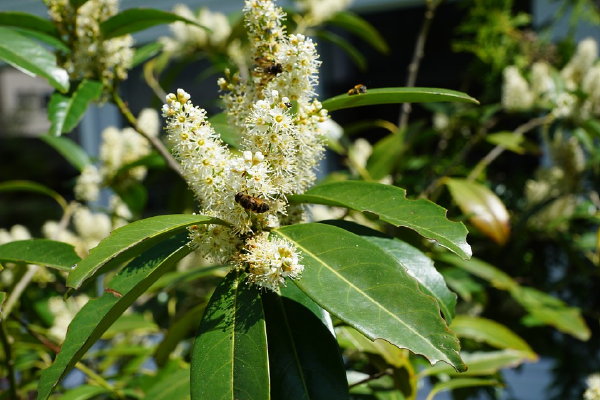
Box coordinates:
[112,91,184,180]
[0,320,18,399]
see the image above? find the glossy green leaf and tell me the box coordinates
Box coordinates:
[0,180,67,211]
[48,80,103,136]
[144,365,190,400]
[436,254,516,290]
[280,282,334,334]
[315,30,367,71]
[40,135,91,172]
[445,179,510,245]
[67,214,224,289]
[290,181,472,259]
[420,350,531,377]
[364,236,456,323]
[37,235,192,400]
[450,316,536,360]
[59,385,112,400]
[425,378,499,400]
[154,303,205,366]
[190,271,269,400]
[132,42,163,67]
[337,326,406,368]
[367,132,403,180]
[329,11,389,54]
[208,113,241,147]
[101,9,209,39]
[0,27,68,92]
[263,291,348,400]
[509,286,591,341]
[322,87,478,112]
[0,239,80,272]
[0,12,66,51]
[275,223,466,371]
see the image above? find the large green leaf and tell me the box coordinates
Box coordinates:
[0,239,80,272]
[450,316,536,360]
[425,378,499,400]
[40,135,91,172]
[101,9,209,39]
[290,181,471,259]
[420,350,531,377]
[0,12,66,51]
[275,223,466,371]
[445,179,510,245]
[322,87,478,112]
[48,80,103,136]
[67,214,224,289]
[280,282,334,334]
[190,271,269,400]
[328,11,389,54]
[0,180,67,211]
[37,235,192,400]
[0,27,69,92]
[262,291,348,400]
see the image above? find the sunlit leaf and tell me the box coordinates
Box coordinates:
[132,42,163,67]
[322,87,478,112]
[190,271,269,400]
[0,27,69,92]
[101,9,209,39]
[37,235,192,400]
[426,378,500,400]
[290,181,472,259]
[485,131,535,154]
[446,178,510,245]
[275,223,466,371]
[67,214,224,289]
[0,12,66,51]
[420,350,531,377]
[0,239,80,271]
[48,80,103,136]
[337,326,407,368]
[59,385,112,400]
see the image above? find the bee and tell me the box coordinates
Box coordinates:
[235,192,270,213]
[284,101,293,108]
[347,84,367,96]
[255,57,283,75]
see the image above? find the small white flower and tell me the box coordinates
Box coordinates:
[584,373,600,400]
[74,164,102,202]
[502,66,534,112]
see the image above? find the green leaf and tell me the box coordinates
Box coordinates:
[145,366,191,400]
[0,180,67,211]
[290,181,472,259]
[275,223,466,371]
[315,30,367,71]
[263,291,348,400]
[48,80,103,136]
[485,131,533,155]
[425,378,499,400]
[0,12,67,51]
[114,153,167,178]
[366,132,403,180]
[436,254,517,290]
[101,9,209,39]
[132,42,163,67]
[0,27,69,92]
[37,234,192,400]
[40,135,91,172]
[328,11,389,54]
[365,236,456,323]
[509,286,591,341]
[280,282,334,334]
[322,87,478,112]
[336,326,406,368]
[0,239,80,271]
[190,271,269,400]
[208,113,241,147]
[59,385,112,400]
[114,181,147,217]
[0,292,6,317]
[445,178,510,245]
[67,214,224,289]
[70,0,90,9]
[420,350,531,377]
[154,303,205,366]
[450,316,537,360]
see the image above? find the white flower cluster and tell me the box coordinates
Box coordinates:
[160,5,232,55]
[74,109,158,202]
[163,0,327,290]
[585,374,600,400]
[502,38,600,119]
[48,295,89,342]
[44,0,133,89]
[296,0,352,25]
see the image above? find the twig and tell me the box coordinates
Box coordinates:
[0,320,18,399]
[467,115,552,181]
[112,91,184,180]
[398,0,443,130]
[348,368,394,388]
